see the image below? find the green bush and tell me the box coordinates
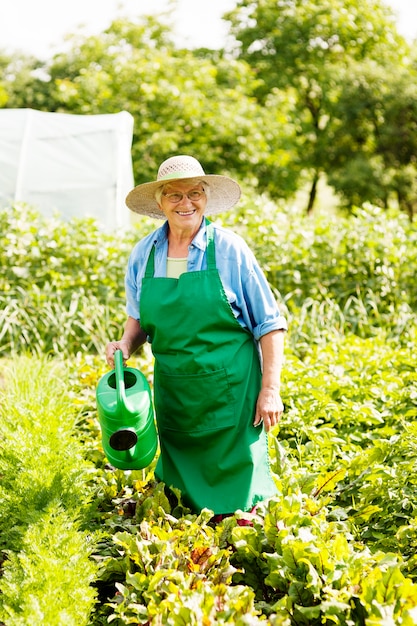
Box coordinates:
[1,201,416,357]
[221,199,417,322]
[0,205,153,357]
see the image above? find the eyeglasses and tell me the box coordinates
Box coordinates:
[162,190,205,203]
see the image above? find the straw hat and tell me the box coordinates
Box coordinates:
[126,155,241,219]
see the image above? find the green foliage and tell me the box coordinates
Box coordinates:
[226,0,415,214]
[233,501,417,625]
[220,201,417,348]
[327,60,417,218]
[0,205,152,356]
[2,6,417,215]
[227,0,403,93]
[0,508,97,626]
[278,334,417,559]
[0,357,99,625]
[21,16,289,191]
[100,509,263,625]
[0,52,52,110]
[1,206,417,622]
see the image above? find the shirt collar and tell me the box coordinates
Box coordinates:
[153,217,207,251]
[192,218,208,251]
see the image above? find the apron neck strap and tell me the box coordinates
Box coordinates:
[205,218,216,270]
[144,217,216,277]
[145,243,156,278]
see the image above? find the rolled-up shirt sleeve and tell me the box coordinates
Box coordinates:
[125,258,140,320]
[214,225,287,340]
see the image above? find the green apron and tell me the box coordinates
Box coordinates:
[140,219,277,514]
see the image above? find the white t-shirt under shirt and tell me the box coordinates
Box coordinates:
[166,257,188,279]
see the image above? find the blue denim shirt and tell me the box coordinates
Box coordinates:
[125,219,287,341]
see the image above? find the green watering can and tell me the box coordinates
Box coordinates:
[96,350,158,470]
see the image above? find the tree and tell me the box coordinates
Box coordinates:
[0,51,52,110]
[225,0,408,213]
[327,59,417,219]
[4,16,292,190]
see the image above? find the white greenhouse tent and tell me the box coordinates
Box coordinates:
[0,108,135,229]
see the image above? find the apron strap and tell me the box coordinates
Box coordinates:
[205,218,216,271]
[144,243,156,278]
[144,218,216,277]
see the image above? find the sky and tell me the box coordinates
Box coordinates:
[0,0,416,60]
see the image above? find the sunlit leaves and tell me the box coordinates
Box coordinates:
[0,358,98,625]
[40,16,291,190]
[1,203,417,622]
[226,0,414,212]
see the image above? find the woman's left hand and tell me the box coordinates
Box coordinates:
[254,387,284,432]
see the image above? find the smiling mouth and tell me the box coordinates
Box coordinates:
[176,210,196,216]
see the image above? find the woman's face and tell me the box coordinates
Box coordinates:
[158,181,207,231]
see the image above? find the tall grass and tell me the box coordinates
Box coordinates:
[0,286,124,356]
[0,204,154,358]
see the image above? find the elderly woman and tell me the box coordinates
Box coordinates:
[106,155,287,517]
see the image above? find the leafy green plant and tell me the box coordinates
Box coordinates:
[0,356,99,625]
[101,509,263,625]
[220,201,417,326]
[230,496,417,625]
[0,507,97,626]
[2,202,417,357]
[1,204,417,623]
[0,204,153,357]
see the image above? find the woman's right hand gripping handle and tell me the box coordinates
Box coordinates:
[105,340,131,368]
[105,317,147,367]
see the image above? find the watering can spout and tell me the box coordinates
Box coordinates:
[96,350,158,470]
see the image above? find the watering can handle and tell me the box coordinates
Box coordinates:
[114,349,127,408]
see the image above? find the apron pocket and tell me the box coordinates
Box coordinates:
[155,368,235,433]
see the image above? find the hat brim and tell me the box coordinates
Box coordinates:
[125,174,241,220]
